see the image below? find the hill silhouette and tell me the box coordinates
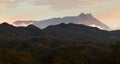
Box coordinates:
[0,22,120,64]
[0,22,119,43]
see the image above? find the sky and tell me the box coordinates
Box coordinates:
[0,0,120,29]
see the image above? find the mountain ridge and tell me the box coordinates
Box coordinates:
[13,13,110,30]
[0,22,120,64]
[0,22,120,43]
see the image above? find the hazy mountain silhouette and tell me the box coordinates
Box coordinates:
[13,13,110,30]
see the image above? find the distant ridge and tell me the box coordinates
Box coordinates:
[13,13,110,30]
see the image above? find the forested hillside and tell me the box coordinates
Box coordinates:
[0,22,120,64]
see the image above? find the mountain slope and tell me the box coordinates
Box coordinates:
[13,13,110,30]
[43,23,114,43]
[0,22,44,40]
[0,22,120,64]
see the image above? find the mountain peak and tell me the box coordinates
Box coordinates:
[79,13,86,16]
[1,22,9,25]
[0,22,13,27]
[87,13,92,16]
[27,24,36,27]
[27,24,41,30]
[81,12,86,15]
[79,13,93,17]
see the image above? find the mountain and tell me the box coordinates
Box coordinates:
[0,22,119,43]
[0,22,120,64]
[13,13,110,30]
[0,22,44,40]
[43,23,115,43]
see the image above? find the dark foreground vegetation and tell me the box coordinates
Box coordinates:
[0,38,120,64]
[0,23,120,64]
